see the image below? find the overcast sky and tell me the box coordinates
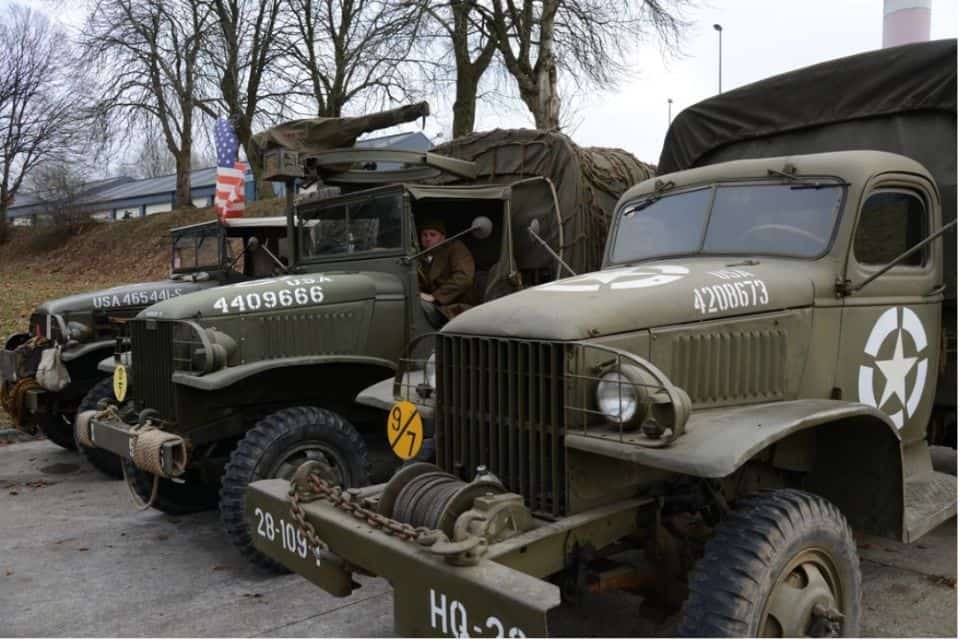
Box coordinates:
[9,0,959,167]
[461,0,958,164]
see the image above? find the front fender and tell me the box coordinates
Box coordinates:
[564,399,900,478]
[171,355,397,391]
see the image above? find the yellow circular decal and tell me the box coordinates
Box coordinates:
[387,400,423,460]
[113,364,128,403]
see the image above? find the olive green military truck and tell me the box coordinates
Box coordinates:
[245,40,957,636]
[0,216,287,477]
[81,103,652,569]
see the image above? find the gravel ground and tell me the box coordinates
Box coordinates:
[0,437,955,637]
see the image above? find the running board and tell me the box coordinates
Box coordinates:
[903,471,957,543]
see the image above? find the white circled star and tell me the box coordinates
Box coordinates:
[857,306,928,429]
[537,265,690,293]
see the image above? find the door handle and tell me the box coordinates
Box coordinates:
[925,283,946,297]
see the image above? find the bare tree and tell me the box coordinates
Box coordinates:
[82,0,213,208]
[0,5,84,242]
[280,0,425,118]
[199,0,285,185]
[413,1,499,137]
[484,0,688,130]
[27,162,97,228]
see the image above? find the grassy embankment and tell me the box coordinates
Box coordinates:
[0,197,284,337]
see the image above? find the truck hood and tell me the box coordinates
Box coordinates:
[37,279,213,316]
[445,258,816,340]
[139,271,404,321]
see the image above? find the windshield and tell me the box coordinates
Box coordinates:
[610,182,845,263]
[298,192,403,259]
[172,227,224,272]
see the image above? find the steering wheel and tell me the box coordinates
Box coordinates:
[737,224,826,251]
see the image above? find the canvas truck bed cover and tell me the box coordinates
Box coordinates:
[434,129,654,275]
[657,38,956,300]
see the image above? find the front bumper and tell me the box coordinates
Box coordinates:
[247,479,560,637]
[88,413,186,477]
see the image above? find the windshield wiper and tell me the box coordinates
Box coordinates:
[767,167,847,190]
[624,179,675,217]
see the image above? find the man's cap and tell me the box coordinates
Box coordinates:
[417,219,446,235]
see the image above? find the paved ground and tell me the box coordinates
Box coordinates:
[1,437,956,637]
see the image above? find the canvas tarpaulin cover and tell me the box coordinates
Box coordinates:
[253,103,430,156]
[433,129,654,276]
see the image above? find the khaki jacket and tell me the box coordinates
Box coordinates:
[417,240,476,318]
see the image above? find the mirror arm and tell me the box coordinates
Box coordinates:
[403,226,476,264]
[528,225,576,277]
[844,219,956,295]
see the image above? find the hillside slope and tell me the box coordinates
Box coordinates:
[0,198,284,336]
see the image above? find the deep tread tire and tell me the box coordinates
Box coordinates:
[122,459,221,515]
[677,489,861,637]
[75,378,123,479]
[219,406,371,572]
[38,413,78,451]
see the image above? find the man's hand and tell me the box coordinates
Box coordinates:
[420,292,435,303]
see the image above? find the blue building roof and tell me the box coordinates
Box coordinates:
[7,130,433,220]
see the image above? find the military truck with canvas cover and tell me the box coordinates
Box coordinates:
[0,216,287,472]
[82,103,653,569]
[244,40,957,636]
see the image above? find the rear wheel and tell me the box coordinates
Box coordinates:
[74,377,123,479]
[219,406,370,572]
[677,489,861,637]
[37,413,77,451]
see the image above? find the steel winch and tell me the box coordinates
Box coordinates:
[380,463,535,549]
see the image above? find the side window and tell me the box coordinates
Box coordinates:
[854,190,928,266]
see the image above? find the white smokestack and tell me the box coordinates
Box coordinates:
[883,0,932,48]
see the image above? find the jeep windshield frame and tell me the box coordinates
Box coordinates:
[294,184,407,265]
[171,221,229,274]
[607,178,847,265]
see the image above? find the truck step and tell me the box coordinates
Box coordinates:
[903,471,957,543]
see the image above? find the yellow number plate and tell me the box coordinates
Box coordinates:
[387,400,423,460]
[113,364,128,403]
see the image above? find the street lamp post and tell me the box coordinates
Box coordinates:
[667,98,673,125]
[713,23,723,94]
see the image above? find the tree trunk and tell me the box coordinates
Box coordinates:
[533,0,560,130]
[452,68,480,138]
[174,149,193,209]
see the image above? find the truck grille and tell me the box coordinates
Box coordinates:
[436,335,566,517]
[130,319,176,419]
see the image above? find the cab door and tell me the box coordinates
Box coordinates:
[837,175,943,445]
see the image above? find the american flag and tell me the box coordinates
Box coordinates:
[214,116,246,221]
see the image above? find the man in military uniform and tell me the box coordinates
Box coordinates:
[417,220,476,321]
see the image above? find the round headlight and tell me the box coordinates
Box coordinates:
[424,352,437,388]
[596,371,638,425]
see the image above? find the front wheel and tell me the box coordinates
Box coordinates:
[219,406,371,572]
[123,460,221,515]
[38,413,78,451]
[677,489,861,637]
[74,378,123,479]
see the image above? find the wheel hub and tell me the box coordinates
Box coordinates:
[761,550,843,637]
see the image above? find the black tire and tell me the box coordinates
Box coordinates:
[220,406,371,572]
[37,413,78,450]
[677,489,861,637]
[122,459,221,515]
[74,377,123,479]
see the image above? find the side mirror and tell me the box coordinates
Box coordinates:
[471,216,493,240]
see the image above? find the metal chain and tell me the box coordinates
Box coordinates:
[288,471,448,553]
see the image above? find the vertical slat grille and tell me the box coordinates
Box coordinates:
[436,335,566,517]
[130,319,176,419]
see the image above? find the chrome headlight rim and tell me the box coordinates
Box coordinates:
[596,369,640,427]
[424,352,437,389]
